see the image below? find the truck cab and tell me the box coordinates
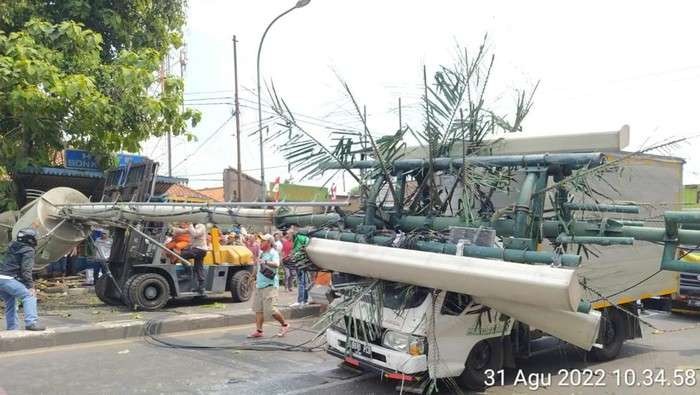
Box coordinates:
[326,281,513,390]
[326,276,641,391]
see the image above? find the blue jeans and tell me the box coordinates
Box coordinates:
[0,278,39,330]
[297,270,308,303]
[284,267,296,291]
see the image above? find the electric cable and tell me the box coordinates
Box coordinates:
[143,317,326,352]
[580,280,700,334]
[172,115,235,171]
[589,270,663,302]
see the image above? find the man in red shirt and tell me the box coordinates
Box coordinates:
[281,231,294,292]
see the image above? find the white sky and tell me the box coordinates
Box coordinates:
[140,0,700,192]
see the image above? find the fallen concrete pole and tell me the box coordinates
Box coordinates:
[305,238,582,312]
[475,297,601,350]
[61,204,275,229]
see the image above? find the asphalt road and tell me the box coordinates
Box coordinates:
[0,310,698,395]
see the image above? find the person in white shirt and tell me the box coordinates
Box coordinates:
[273,232,283,254]
[180,223,209,294]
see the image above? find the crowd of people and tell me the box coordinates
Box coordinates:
[161,223,314,338]
[1,222,316,335]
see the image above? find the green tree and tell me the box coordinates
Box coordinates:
[0,1,200,210]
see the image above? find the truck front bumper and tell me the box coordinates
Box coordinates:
[325,328,427,375]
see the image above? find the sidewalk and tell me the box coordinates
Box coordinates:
[0,288,320,352]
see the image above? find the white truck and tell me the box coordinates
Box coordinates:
[322,141,683,391]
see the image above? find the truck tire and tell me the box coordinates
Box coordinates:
[127,273,171,311]
[121,275,139,308]
[590,308,625,362]
[230,269,254,302]
[457,338,504,391]
[94,275,122,306]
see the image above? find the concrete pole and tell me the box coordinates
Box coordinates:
[233,35,243,201]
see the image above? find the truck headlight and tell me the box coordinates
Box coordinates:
[382,330,426,356]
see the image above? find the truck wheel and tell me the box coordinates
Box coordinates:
[128,273,171,311]
[121,275,139,308]
[95,275,122,306]
[457,339,504,391]
[590,309,625,362]
[230,269,254,302]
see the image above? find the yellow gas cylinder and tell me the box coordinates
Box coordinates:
[204,227,254,266]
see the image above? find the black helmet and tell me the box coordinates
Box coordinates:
[17,228,38,247]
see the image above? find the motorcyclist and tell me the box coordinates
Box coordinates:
[0,228,46,331]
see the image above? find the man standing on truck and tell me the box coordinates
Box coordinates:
[248,234,290,338]
[0,228,45,331]
[180,223,209,294]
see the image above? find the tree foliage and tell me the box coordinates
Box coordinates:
[268,38,537,219]
[0,1,199,210]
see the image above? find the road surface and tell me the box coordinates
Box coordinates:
[0,310,698,394]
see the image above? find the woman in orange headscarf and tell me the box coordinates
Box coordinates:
[165,223,191,264]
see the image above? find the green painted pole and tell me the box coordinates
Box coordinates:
[563,202,640,214]
[308,230,581,266]
[661,259,700,274]
[513,172,537,238]
[320,153,605,172]
[556,235,634,246]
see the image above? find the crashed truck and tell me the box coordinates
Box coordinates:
[295,150,696,390]
[4,152,700,391]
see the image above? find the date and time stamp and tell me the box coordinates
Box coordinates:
[484,368,697,390]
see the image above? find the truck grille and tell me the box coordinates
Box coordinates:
[345,317,383,343]
[680,273,700,287]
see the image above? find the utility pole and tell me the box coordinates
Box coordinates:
[233,35,243,202]
[161,60,172,177]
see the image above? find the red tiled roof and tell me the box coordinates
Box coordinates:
[166,184,213,201]
[196,186,224,202]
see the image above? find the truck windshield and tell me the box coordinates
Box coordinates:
[382,282,430,310]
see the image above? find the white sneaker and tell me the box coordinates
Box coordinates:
[289,302,302,308]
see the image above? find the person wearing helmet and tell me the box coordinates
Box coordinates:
[0,228,45,331]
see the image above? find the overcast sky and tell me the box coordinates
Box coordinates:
[140,0,700,191]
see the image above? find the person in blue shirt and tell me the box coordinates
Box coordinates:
[248,234,289,338]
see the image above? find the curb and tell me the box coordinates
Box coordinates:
[0,305,321,352]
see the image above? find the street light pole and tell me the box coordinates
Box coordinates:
[256,0,311,202]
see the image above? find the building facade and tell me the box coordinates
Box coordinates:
[223,168,264,202]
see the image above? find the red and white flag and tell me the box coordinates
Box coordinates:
[272,176,281,202]
[330,183,337,201]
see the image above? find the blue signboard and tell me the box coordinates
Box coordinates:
[117,153,146,168]
[64,149,100,171]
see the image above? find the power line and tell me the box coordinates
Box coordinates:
[185,102,235,106]
[184,96,235,101]
[175,164,290,179]
[172,115,235,171]
[182,88,363,133]
[184,89,234,96]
